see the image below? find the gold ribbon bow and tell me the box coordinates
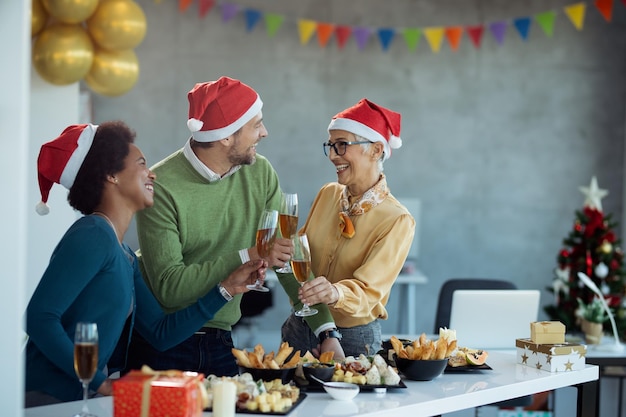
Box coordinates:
[339,212,355,238]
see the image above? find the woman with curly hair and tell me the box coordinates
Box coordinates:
[25,121,266,407]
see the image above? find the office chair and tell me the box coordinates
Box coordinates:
[434,278,534,415]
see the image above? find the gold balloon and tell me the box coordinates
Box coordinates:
[32,23,94,85]
[85,48,139,97]
[41,0,99,24]
[31,0,49,37]
[87,0,147,50]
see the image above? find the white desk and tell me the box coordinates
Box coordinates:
[24,351,599,417]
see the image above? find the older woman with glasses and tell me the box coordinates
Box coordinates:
[277,99,415,357]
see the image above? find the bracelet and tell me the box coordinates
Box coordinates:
[319,329,342,343]
[218,283,233,302]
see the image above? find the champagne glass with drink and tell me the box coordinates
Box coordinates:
[276,193,298,273]
[247,209,278,292]
[291,234,318,317]
[73,322,99,417]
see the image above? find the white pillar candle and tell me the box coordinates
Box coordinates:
[212,379,237,417]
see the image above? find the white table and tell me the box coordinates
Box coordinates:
[24,351,599,417]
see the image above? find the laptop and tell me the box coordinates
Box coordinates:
[448,289,540,349]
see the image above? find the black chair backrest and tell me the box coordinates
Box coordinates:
[433,278,517,333]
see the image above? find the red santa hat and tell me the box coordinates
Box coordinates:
[35,123,98,215]
[186,77,263,142]
[327,98,402,160]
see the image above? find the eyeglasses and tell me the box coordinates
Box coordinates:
[322,141,370,156]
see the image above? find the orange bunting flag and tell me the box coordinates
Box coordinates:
[198,0,215,18]
[445,26,463,51]
[594,0,612,22]
[335,25,352,49]
[178,0,193,12]
[466,25,484,48]
[317,23,335,47]
[423,27,445,53]
[564,2,586,30]
[298,19,317,45]
[535,11,556,37]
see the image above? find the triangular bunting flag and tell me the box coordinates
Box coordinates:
[445,26,463,51]
[298,19,317,45]
[423,27,444,53]
[466,25,484,49]
[198,0,215,18]
[244,9,262,32]
[178,0,193,12]
[513,17,531,41]
[402,28,421,52]
[489,21,507,45]
[564,3,586,30]
[594,0,613,22]
[265,13,284,38]
[353,27,372,51]
[317,23,335,48]
[221,3,239,23]
[377,28,395,52]
[335,25,352,49]
[535,11,556,37]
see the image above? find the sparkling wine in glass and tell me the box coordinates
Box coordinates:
[276,193,298,273]
[73,322,98,417]
[291,234,318,317]
[248,209,278,292]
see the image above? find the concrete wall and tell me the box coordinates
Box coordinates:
[90,0,626,336]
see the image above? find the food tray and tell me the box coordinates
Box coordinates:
[444,363,492,373]
[205,393,307,415]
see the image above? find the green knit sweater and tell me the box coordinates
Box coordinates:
[136,150,333,332]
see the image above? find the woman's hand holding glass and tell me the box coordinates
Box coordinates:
[291,234,318,317]
[224,259,267,295]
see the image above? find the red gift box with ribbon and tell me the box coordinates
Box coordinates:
[113,367,205,417]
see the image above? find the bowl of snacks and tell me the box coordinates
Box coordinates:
[232,342,300,384]
[395,357,448,381]
[302,362,336,385]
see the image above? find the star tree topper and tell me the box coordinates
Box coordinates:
[579,176,608,211]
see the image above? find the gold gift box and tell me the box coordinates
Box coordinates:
[515,338,586,372]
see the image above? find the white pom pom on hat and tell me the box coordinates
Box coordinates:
[186,76,263,142]
[35,123,98,215]
[327,98,402,161]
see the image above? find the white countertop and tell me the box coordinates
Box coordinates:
[25,351,598,417]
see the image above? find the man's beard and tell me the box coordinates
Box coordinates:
[227,137,256,166]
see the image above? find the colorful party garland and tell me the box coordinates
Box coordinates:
[160,0,623,53]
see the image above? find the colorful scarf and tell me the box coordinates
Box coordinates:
[338,174,389,238]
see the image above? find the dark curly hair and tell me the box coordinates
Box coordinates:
[68,121,135,214]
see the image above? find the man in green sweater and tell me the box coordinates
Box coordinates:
[125,77,343,376]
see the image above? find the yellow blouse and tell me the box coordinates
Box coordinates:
[302,182,415,328]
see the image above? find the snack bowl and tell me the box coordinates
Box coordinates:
[238,366,296,385]
[394,357,448,381]
[322,381,360,401]
[302,362,336,384]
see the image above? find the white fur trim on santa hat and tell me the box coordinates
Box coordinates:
[59,124,98,189]
[190,96,263,142]
[187,118,204,133]
[328,117,394,160]
[36,201,50,216]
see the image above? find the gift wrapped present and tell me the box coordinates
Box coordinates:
[530,321,565,344]
[515,338,586,372]
[113,366,206,417]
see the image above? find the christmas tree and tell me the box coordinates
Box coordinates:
[545,177,626,340]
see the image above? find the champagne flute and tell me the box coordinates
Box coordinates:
[291,234,318,317]
[276,193,298,273]
[73,322,99,417]
[247,209,278,292]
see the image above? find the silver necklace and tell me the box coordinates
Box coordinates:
[93,211,133,264]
